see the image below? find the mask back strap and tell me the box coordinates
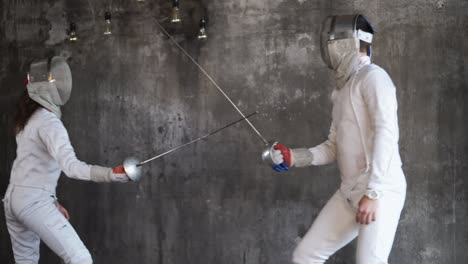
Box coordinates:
[357,29,373,43]
[47,56,55,82]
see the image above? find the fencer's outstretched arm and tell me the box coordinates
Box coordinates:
[361,69,399,191]
[38,115,127,183]
[307,120,337,166]
[267,121,337,171]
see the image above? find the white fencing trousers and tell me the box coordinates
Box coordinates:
[3,185,92,264]
[292,189,405,264]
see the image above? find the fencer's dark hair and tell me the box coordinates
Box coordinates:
[356,15,375,54]
[15,89,41,135]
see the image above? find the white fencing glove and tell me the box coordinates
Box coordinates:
[90,165,130,183]
[271,143,292,172]
[266,143,314,172]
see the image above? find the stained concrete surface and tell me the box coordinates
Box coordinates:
[0,0,467,263]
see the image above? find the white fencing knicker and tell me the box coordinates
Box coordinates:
[3,184,92,264]
[292,186,405,264]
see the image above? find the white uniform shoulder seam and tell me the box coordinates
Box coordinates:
[359,64,381,79]
[36,109,62,127]
[35,109,65,144]
[359,64,392,86]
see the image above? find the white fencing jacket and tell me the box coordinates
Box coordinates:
[309,56,406,195]
[9,108,92,195]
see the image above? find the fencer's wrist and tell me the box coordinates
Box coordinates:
[289,149,296,167]
[110,172,130,183]
[90,166,113,182]
[290,148,314,168]
[365,189,382,200]
[91,166,129,183]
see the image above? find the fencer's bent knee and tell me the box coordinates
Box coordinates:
[68,251,92,264]
[292,245,325,264]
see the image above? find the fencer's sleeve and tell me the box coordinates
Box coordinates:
[361,69,399,191]
[38,117,92,181]
[308,120,337,165]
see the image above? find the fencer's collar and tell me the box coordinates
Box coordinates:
[359,56,371,66]
[357,56,371,71]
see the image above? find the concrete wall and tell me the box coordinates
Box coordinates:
[1,0,467,263]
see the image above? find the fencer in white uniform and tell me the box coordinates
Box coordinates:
[262,15,406,263]
[3,56,130,264]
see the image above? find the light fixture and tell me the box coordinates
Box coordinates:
[197,19,207,40]
[171,0,181,23]
[69,22,78,42]
[104,11,112,35]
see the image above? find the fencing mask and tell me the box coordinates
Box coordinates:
[320,14,375,89]
[27,56,72,118]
